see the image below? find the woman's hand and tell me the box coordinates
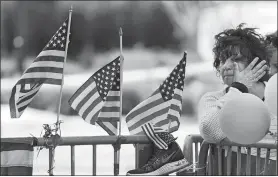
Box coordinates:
[233,57,268,89]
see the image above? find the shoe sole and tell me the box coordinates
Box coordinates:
[126,158,190,176]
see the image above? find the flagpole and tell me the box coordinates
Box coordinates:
[55,6,73,131]
[114,27,123,176]
[119,27,123,136]
[49,6,73,176]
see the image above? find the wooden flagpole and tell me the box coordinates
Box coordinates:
[48,6,73,176]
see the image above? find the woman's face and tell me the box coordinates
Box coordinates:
[219,55,248,86]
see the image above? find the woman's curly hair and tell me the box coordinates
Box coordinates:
[212,23,270,74]
[265,30,277,48]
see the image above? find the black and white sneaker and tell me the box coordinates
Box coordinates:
[126,141,189,175]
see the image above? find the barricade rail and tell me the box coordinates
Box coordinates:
[1,135,150,176]
[178,134,277,176]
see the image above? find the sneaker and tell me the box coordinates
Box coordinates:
[126,141,190,175]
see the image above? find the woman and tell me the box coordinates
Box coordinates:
[198,23,276,175]
[265,30,277,77]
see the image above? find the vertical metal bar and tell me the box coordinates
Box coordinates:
[276,150,277,176]
[49,147,54,176]
[226,146,232,176]
[135,144,153,169]
[92,145,97,176]
[194,143,199,163]
[256,148,261,175]
[208,145,213,175]
[237,146,242,176]
[116,27,123,177]
[246,147,251,175]
[217,145,222,176]
[263,149,270,176]
[135,144,139,169]
[114,147,119,175]
[71,145,75,176]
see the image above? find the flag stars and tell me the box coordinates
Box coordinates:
[159,56,186,101]
[92,59,121,100]
[43,20,68,51]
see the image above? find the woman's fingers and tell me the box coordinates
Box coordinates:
[245,57,259,71]
[254,71,266,81]
[252,60,267,73]
[253,64,268,77]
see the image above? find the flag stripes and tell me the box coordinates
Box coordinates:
[126,89,182,135]
[10,83,42,118]
[69,57,121,135]
[142,123,168,149]
[1,142,34,176]
[126,52,187,136]
[36,50,65,58]
[9,18,70,118]
[96,119,118,135]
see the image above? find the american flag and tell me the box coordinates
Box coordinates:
[9,18,70,118]
[126,52,187,135]
[1,141,34,175]
[69,57,121,135]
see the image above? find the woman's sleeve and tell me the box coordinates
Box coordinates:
[198,87,243,143]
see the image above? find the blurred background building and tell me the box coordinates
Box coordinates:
[1,1,277,118]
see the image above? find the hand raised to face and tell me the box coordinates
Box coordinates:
[233,57,269,88]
